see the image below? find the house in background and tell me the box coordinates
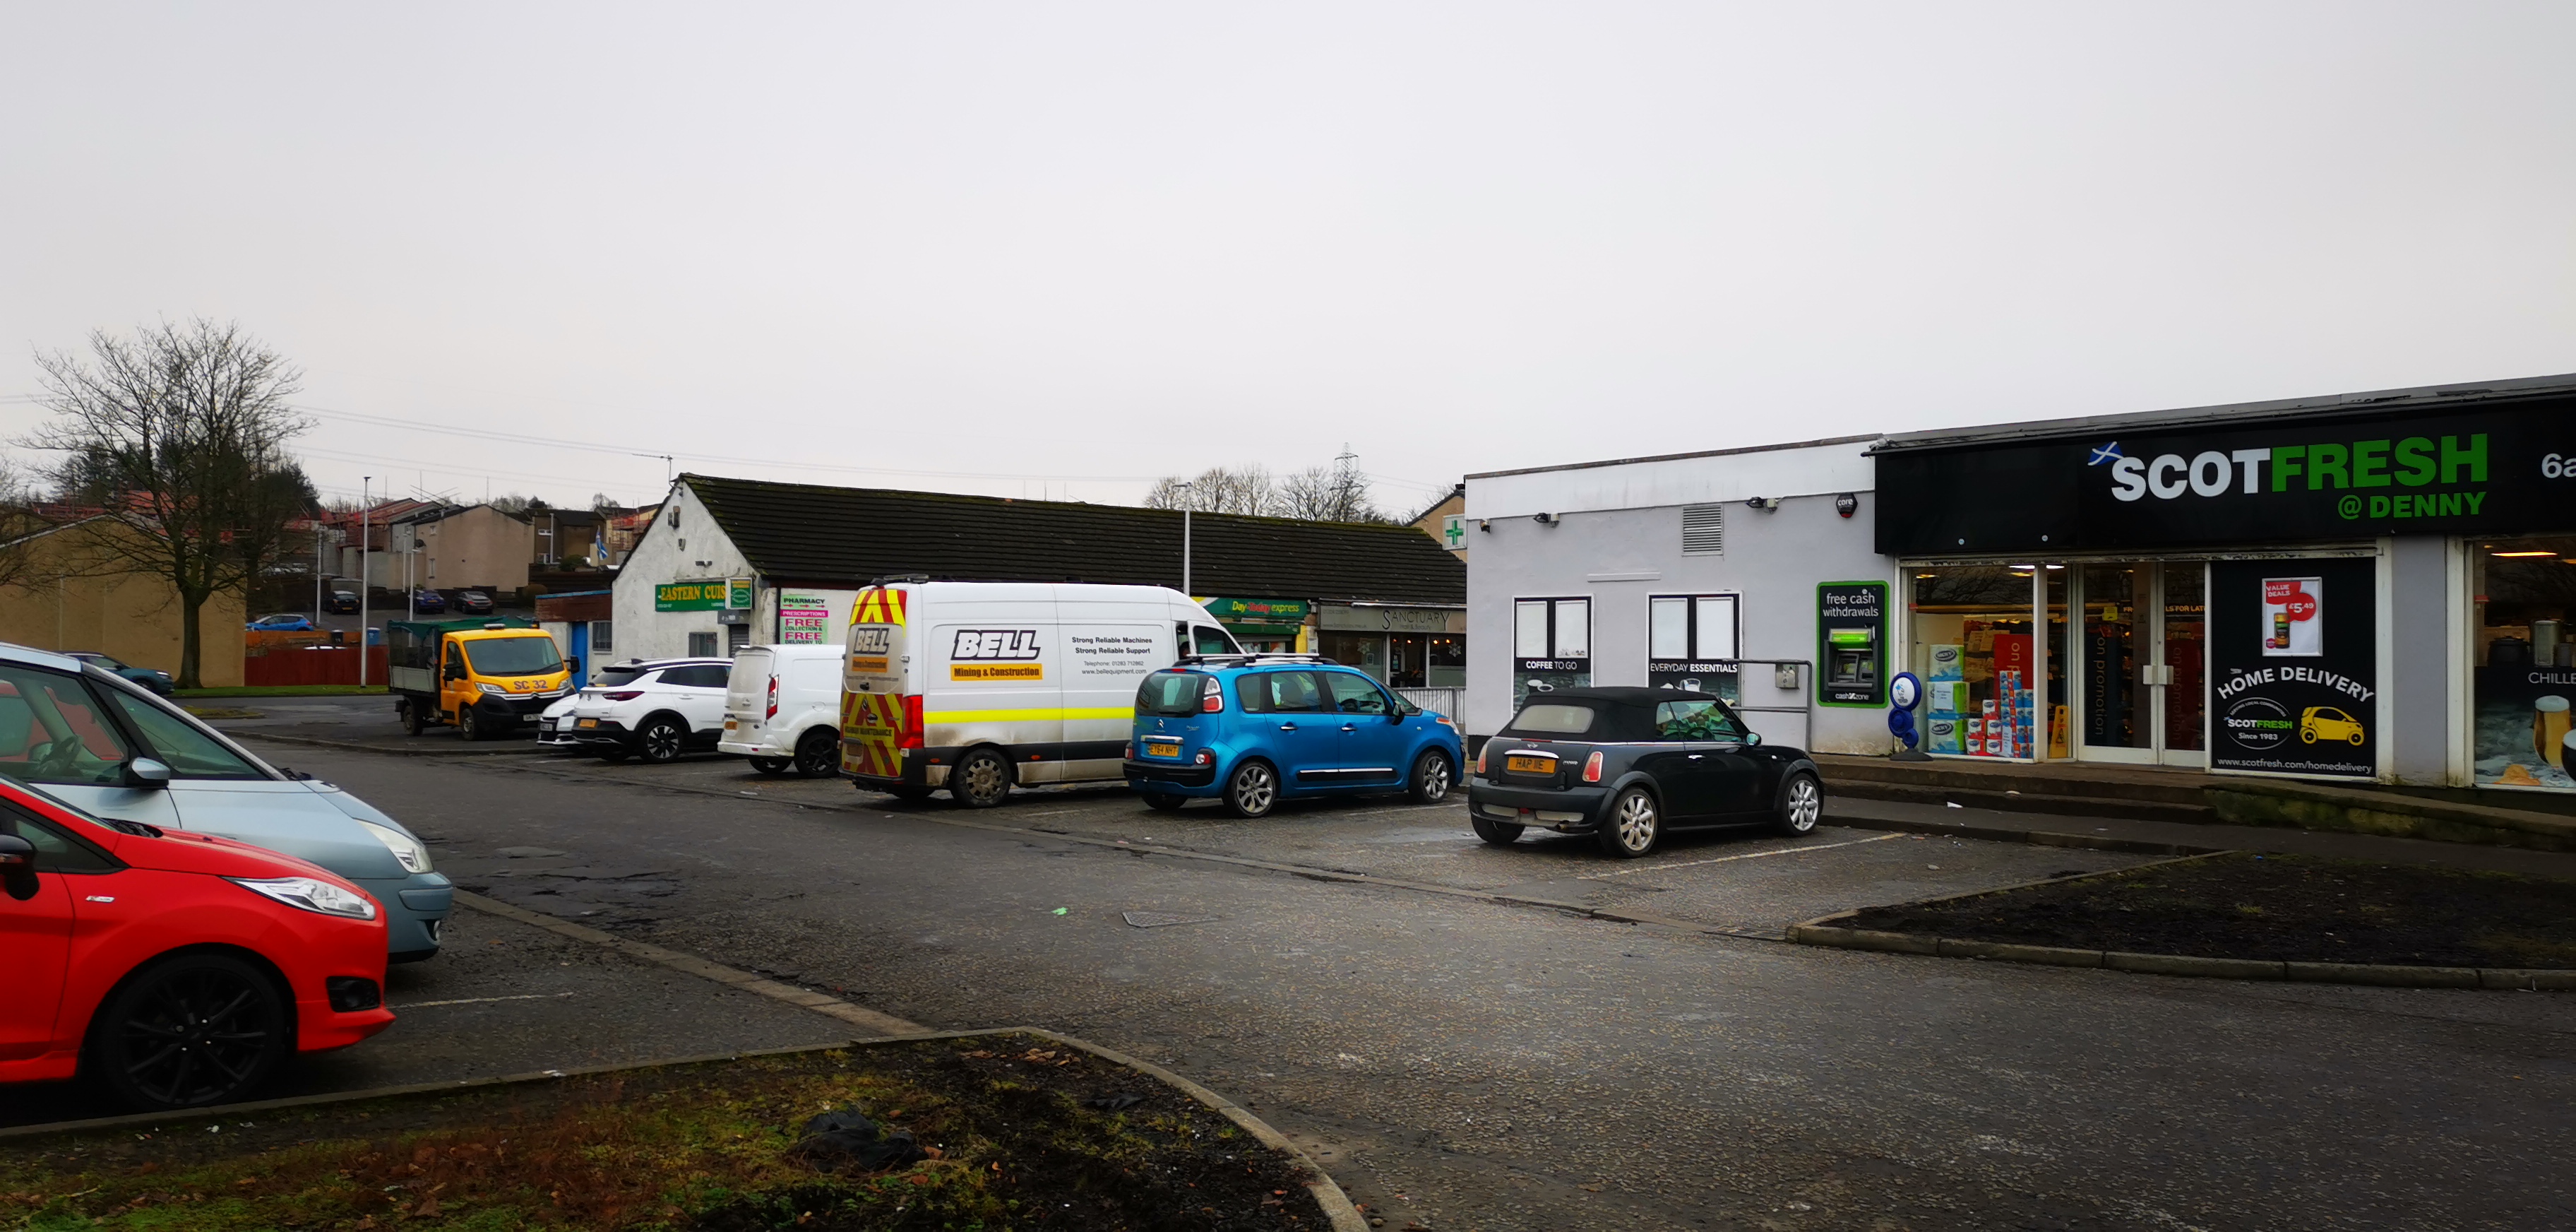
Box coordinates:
[383,503,536,593]
[1409,482,1469,560]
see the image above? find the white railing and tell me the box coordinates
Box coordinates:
[1397,687,1463,717]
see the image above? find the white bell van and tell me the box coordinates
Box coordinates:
[840,581,1241,806]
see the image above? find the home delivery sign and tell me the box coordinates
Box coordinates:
[1875,396,2576,554]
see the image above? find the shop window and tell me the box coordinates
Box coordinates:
[1647,593,1741,699]
[1323,632,1387,680]
[1425,635,1465,688]
[1910,567,2046,759]
[687,631,718,658]
[591,620,614,653]
[2473,536,2576,790]
[1512,597,1591,708]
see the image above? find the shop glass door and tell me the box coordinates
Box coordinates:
[2073,562,2204,766]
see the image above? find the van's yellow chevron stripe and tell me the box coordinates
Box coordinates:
[928,706,1134,724]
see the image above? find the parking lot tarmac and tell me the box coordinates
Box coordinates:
[0,894,852,1129]
[191,739,2576,1232]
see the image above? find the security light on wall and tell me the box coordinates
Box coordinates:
[1745,497,1777,511]
[1532,512,1557,525]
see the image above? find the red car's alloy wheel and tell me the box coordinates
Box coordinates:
[96,953,290,1110]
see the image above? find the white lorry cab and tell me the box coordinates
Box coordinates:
[840,581,1241,806]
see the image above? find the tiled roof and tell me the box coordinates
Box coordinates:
[682,474,1464,606]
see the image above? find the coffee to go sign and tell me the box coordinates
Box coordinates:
[1874,395,2576,554]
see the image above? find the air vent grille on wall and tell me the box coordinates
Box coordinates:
[1681,504,1724,555]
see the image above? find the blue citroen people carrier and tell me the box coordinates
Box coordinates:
[1123,655,1464,817]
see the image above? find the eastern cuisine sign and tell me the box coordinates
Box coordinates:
[655,578,752,612]
[1875,396,2576,554]
[2209,559,2376,778]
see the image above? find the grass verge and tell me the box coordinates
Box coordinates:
[174,685,388,698]
[1839,852,2576,968]
[0,1036,1323,1231]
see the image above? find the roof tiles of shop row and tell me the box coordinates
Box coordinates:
[682,473,1465,607]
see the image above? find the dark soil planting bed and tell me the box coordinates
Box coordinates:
[1839,853,2576,968]
[0,1034,1326,1231]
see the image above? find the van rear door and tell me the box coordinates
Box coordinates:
[841,586,912,778]
[725,646,775,732]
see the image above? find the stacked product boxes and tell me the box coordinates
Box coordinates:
[1924,643,2037,759]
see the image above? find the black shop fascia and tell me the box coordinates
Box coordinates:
[1864,377,2576,782]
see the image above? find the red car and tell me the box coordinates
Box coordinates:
[0,778,395,1110]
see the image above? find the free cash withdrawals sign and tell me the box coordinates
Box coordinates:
[656,579,751,612]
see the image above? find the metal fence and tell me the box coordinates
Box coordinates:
[1396,687,1463,717]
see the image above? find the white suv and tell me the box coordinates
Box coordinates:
[537,658,733,764]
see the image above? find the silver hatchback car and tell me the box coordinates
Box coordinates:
[0,643,452,961]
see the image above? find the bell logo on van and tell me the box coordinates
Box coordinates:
[949,629,1044,681]
[852,627,893,655]
[952,629,1042,661]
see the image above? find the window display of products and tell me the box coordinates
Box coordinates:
[1909,566,2052,760]
[2473,536,2576,791]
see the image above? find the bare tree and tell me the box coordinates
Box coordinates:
[1276,450,1388,523]
[1143,466,1281,515]
[0,458,55,593]
[26,320,312,687]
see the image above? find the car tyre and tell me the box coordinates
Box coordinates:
[403,701,427,737]
[89,952,290,1112]
[637,716,687,764]
[1471,815,1524,846]
[1142,791,1188,812]
[748,757,791,776]
[1222,760,1278,819]
[792,728,840,777]
[456,706,484,741]
[1597,786,1660,858]
[1407,748,1454,804]
[950,747,1013,808]
[1775,771,1823,836]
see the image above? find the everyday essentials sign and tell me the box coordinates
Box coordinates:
[1875,396,2576,554]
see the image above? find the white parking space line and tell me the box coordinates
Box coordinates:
[392,993,578,1009]
[1578,832,1904,880]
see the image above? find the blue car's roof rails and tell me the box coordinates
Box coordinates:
[1176,652,1336,668]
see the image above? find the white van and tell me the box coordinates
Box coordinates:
[840,582,1240,806]
[719,643,847,776]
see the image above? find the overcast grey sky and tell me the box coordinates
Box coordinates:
[3,3,2570,511]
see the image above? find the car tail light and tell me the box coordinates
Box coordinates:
[765,676,779,721]
[898,694,926,750]
[1582,751,1604,783]
[1122,742,1132,759]
[603,690,644,701]
[1200,675,1224,713]
[1195,750,1214,765]
[1474,742,1489,776]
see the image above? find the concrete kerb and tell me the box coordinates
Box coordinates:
[0,1029,1369,1232]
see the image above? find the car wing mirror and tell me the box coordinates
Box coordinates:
[566,655,582,677]
[0,834,37,901]
[125,757,174,789]
[1742,730,1762,747]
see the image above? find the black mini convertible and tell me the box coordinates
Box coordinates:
[1467,687,1824,858]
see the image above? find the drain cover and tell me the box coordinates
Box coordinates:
[1121,911,1217,928]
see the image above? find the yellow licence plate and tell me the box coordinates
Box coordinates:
[1505,754,1554,774]
[578,718,599,729]
[724,718,737,729]
[1145,740,1181,757]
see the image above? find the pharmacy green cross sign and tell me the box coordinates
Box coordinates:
[1441,514,1467,548]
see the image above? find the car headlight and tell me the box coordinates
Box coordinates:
[359,820,434,874]
[230,876,378,920]
[476,682,507,695]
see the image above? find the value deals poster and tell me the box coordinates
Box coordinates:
[2210,558,2375,778]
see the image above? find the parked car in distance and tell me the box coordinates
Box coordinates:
[246,612,316,631]
[0,776,395,1110]
[455,591,494,615]
[0,641,455,960]
[66,652,174,697]
[410,589,447,614]
[1123,654,1463,819]
[720,644,846,776]
[327,588,361,613]
[540,658,732,764]
[1467,687,1823,858]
